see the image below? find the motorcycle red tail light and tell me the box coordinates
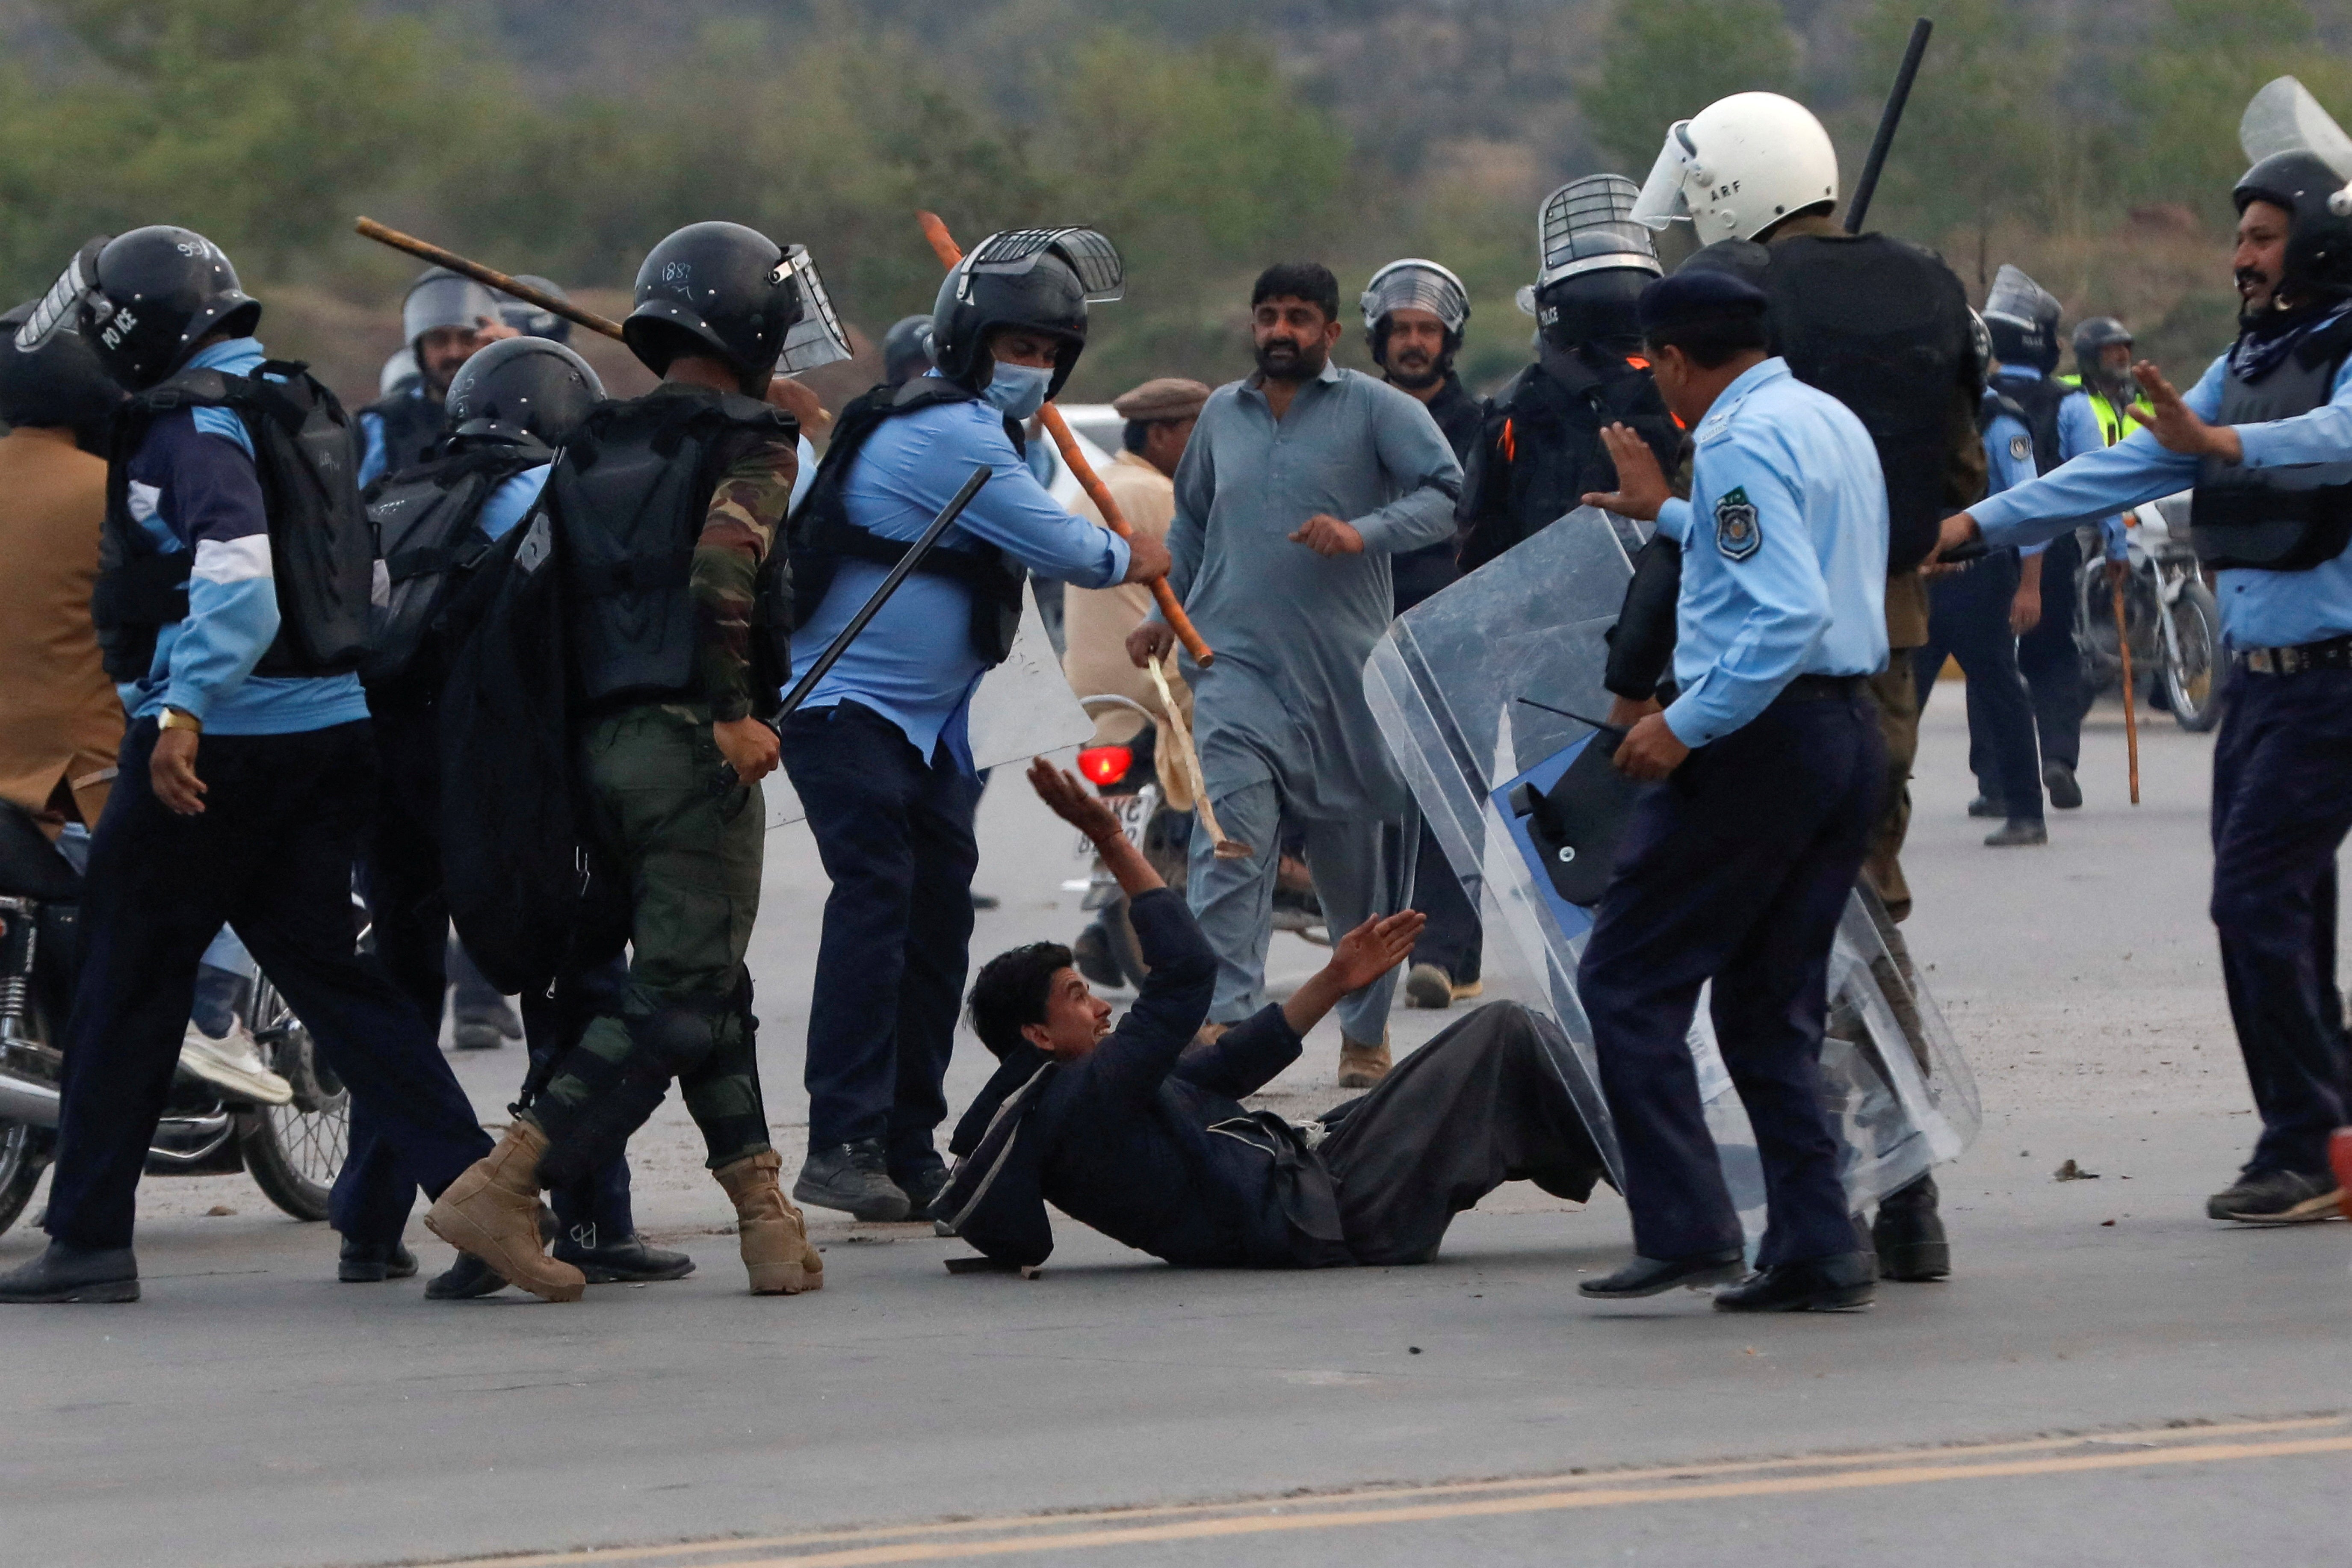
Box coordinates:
[1076,745,1132,786]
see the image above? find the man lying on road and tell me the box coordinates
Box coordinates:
[933,759,1607,1271]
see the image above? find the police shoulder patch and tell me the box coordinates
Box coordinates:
[1714,486,1762,561]
[2009,433,2031,463]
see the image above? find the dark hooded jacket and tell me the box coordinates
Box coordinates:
[940,888,1351,1270]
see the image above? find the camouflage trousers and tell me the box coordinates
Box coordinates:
[529,703,771,1173]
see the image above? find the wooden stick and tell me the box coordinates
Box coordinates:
[2112,576,2141,806]
[916,211,1214,668]
[1146,654,1251,859]
[355,218,624,342]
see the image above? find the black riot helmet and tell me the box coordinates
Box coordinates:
[0,299,124,451]
[22,227,261,390]
[444,335,606,449]
[1983,263,2063,374]
[2235,150,2352,301]
[623,221,851,391]
[2071,315,2134,398]
[496,275,573,344]
[1521,176,1661,355]
[883,313,935,387]
[930,228,1123,402]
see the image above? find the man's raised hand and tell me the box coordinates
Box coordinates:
[1581,423,1672,523]
[2128,360,2242,462]
[1324,910,1425,994]
[1027,756,1123,842]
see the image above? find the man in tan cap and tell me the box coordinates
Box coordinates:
[1061,376,1211,806]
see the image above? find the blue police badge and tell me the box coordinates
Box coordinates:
[2009,433,2031,463]
[1714,486,1761,561]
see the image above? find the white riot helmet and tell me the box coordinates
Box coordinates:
[1630,92,1841,245]
[1360,259,1470,347]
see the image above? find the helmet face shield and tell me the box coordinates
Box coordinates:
[769,245,851,373]
[965,228,1124,302]
[18,237,109,356]
[1537,175,1662,291]
[1630,123,1698,230]
[1360,259,1470,335]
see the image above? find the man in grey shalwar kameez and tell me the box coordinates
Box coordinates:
[1128,262,1461,1085]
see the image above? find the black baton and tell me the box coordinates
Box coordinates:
[1846,18,1932,235]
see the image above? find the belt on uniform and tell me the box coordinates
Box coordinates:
[2237,635,2352,676]
[1773,673,1867,704]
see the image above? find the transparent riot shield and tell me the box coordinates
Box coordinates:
[2240,76,2352,177]
[765,585,1093,828]
[1364,507,1979,1251]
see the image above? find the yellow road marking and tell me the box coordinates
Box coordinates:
[431,1414,2350,1568]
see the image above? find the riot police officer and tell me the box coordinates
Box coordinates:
[0,228,493,1302]
[358,266,518,488]
[1621,90,1986,1284]
[425,221,848,1301]
[1938,145,2352,1226]
[1980,265,2111,812]
[782,227,1161,1223]
[1360,257,1486,1013]
[1457,174,1680,572]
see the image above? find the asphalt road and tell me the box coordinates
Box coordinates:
[4,691,2347,1568]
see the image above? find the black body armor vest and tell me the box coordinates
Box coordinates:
[94,362,372,683]
[1724,232,1976,573]
[1458,347,1680,575]
[360,388,448,481]
[789,378,1028,667]
[551,386,794,709]
[1989,369,2067,475]
[2190,316,2352,572]
[362,440,552,699]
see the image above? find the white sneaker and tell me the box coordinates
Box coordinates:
[178,1019,294,1106]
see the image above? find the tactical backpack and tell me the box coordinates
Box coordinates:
[789,378,1028,667]
[1989,369,2068,475]
[94,361,372,682]
[361,443,551,697]
[1459,349,1679,574]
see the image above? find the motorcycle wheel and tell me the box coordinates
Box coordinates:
[239,976,347,1223]
[2163,579,2223,734]
[0,1118,49,1236]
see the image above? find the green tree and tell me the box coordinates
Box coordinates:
[2131,0,2352,216]
[1580,0,1800,171]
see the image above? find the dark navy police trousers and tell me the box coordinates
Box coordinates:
[2209,664,2352,1176]
[1578,691,1885,1269]
[45,719,491,1253]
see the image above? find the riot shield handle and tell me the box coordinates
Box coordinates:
[918,211,1215,669]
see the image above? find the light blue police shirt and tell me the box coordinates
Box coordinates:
[1653,357,1890,748]
[1971,350,2352,648]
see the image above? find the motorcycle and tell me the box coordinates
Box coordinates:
[1064,695,1323,991]
[2071,495,2223,733]
[0,801,351,1235]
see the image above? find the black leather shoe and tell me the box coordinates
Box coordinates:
[425,1252,509,1299]
[896,1163,951,1221]
[1578,1248,1745,1299]
[795,1138,911,1221]
[0,1242,139,1303]
[1965,794,2007,819]
[338,1238,419,1283]
[1713,1252,1876,1313]
[1872,1173,1950,1281]
[2043,761,2082,810]
[553,1228,696,1283]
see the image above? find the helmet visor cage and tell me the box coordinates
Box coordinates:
[18,238,107,355]
[1538,176,1661,289]
[771,245,851,374]
[1360,261,1469,334]
[967,227,1124,302]
[1630,123,1699,230]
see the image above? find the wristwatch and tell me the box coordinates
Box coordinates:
[158,708,203,735]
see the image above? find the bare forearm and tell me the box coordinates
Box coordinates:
[1281,970,1347,1037]
[1091,827,1164,899]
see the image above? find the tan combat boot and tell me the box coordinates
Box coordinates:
[1337,1031,1392,1089]
[714,1149,824,1295]
[423,1122,585,1303]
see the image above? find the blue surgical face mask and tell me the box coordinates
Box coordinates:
[982,360,1052,421]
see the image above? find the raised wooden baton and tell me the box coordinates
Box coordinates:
[355,217,625,342]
